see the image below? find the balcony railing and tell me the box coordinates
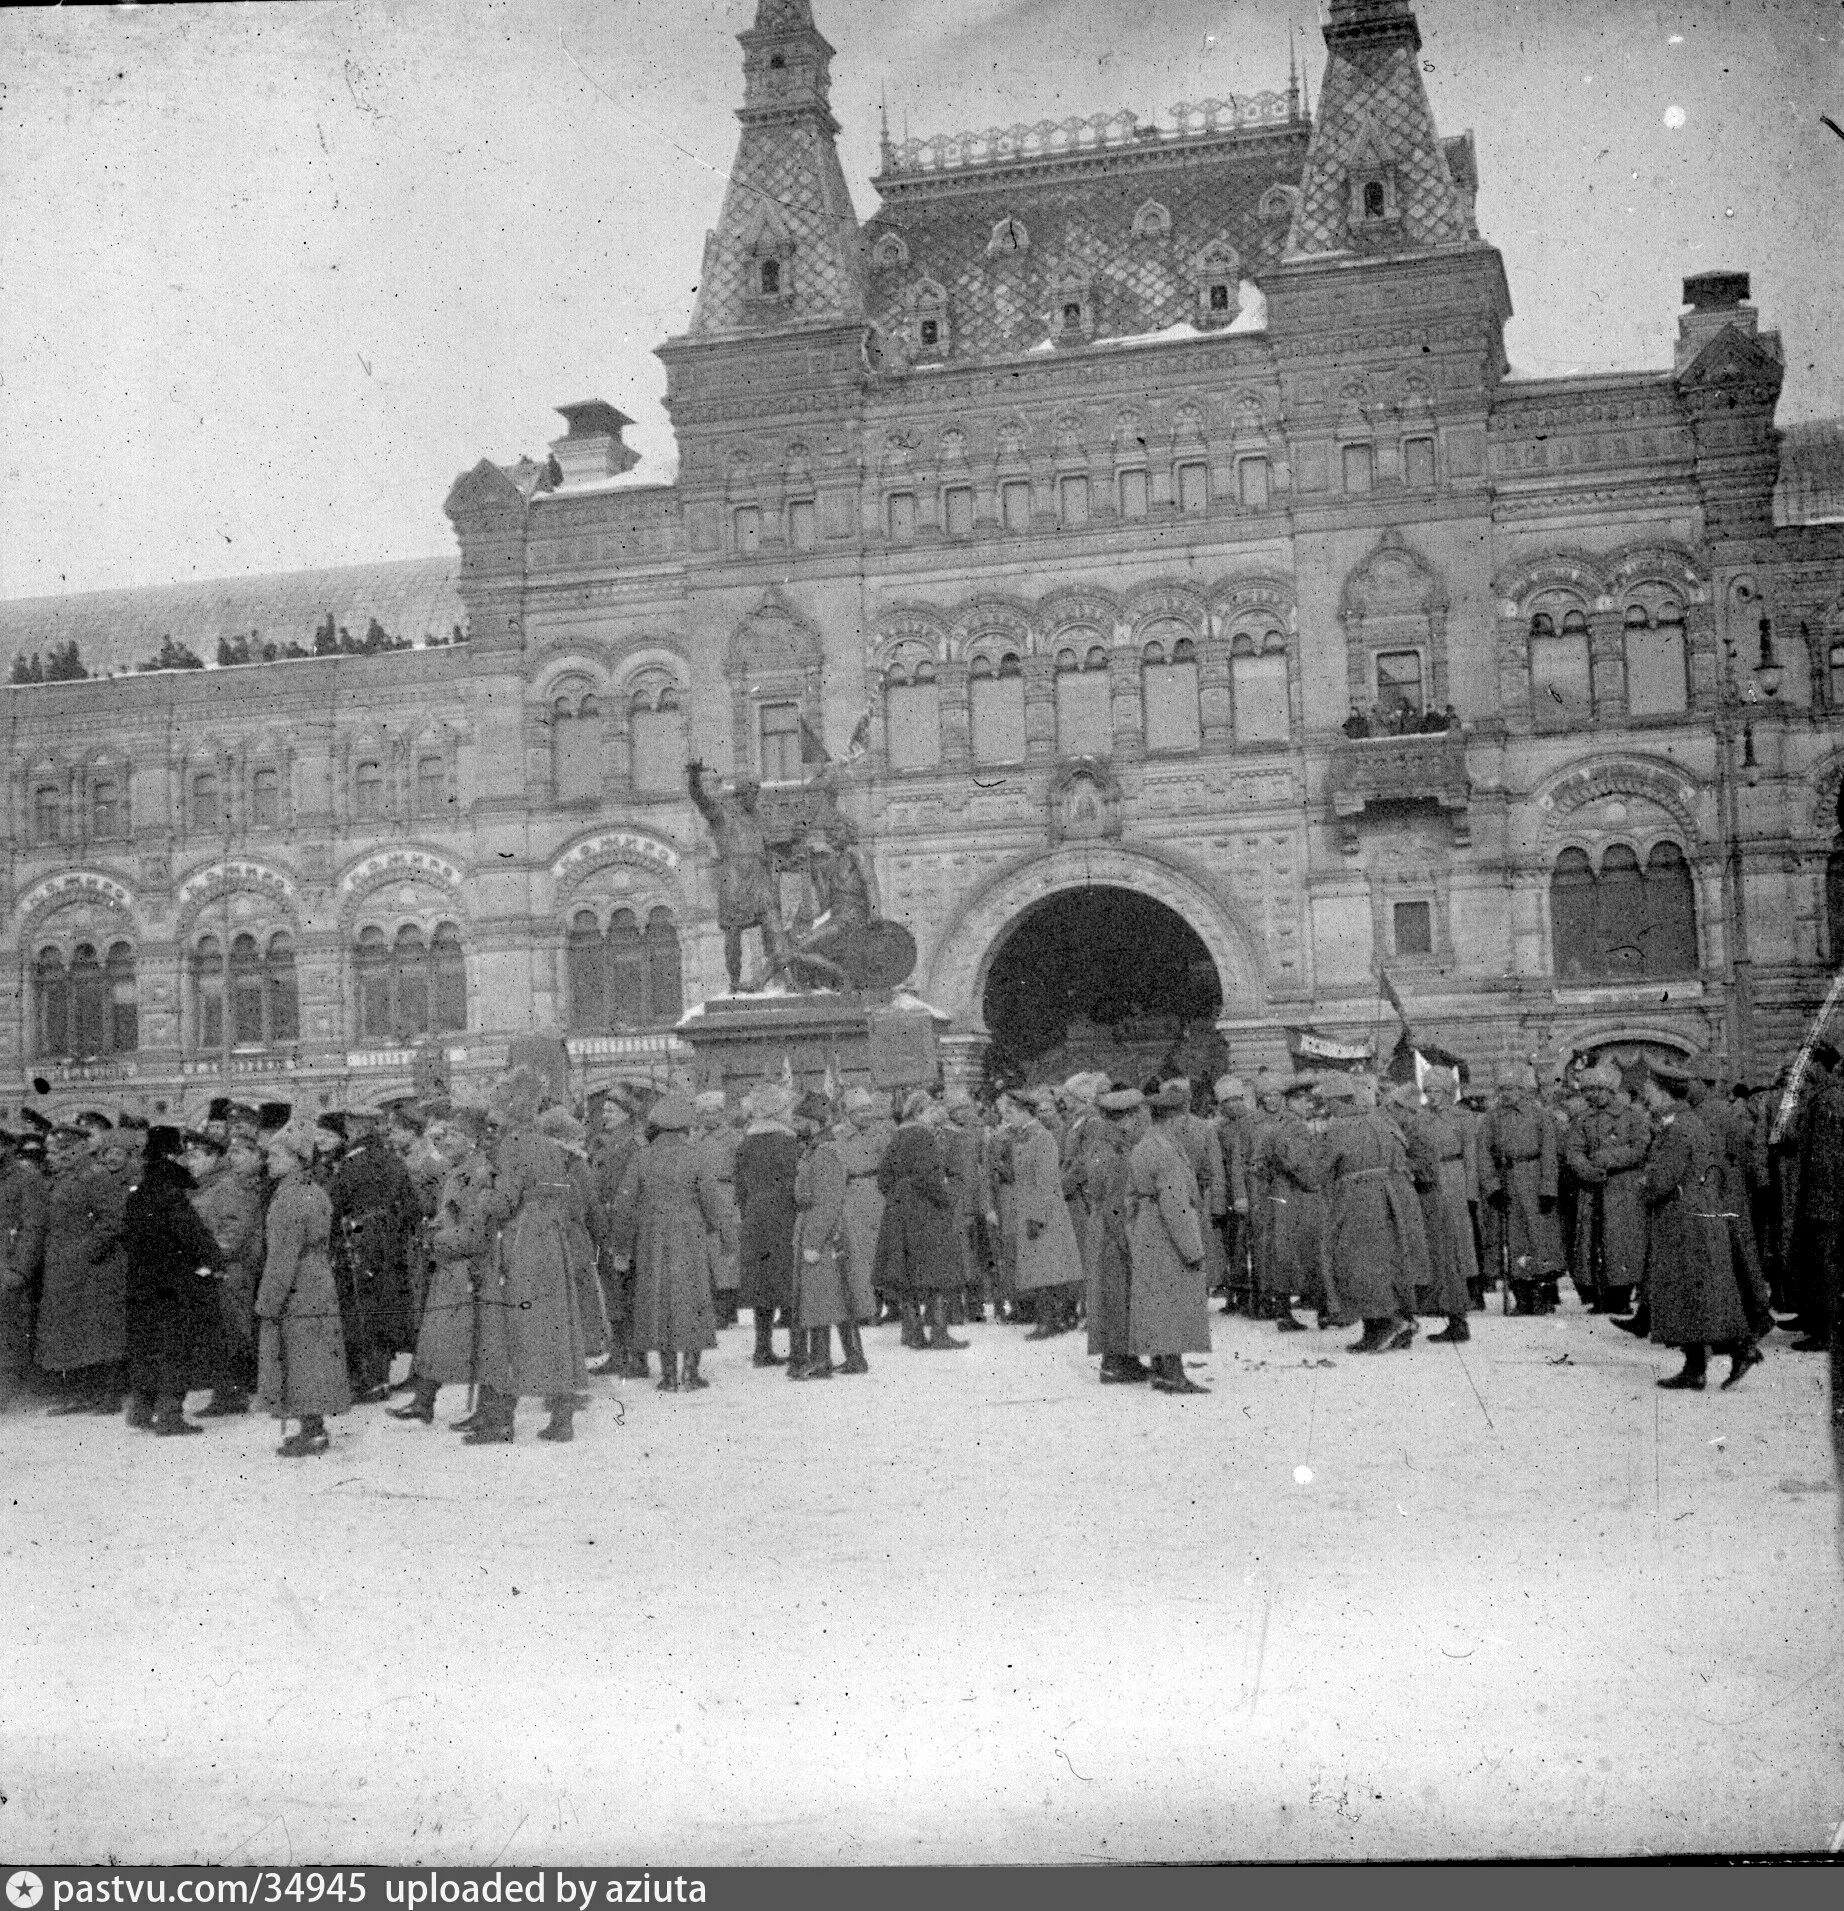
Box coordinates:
[1327,730,1472,851]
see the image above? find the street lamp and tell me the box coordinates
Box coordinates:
[1722,613,1787,1063]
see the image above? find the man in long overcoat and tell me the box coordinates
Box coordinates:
[1480,1062,1564,1314]
[791,1093,862,1378]
[1005,1093,1085,1337]
[871,1093,966,1349]
[610,1092,723,1392]
[1254,1079,1327,1330]
[590,1091,649,1375]
[1562,1063,1652,1316]
[36,1124,129,1412]
[1639,1070,1761,1391]
[692,1091,742,1327]
[736,1083,801,1368]
[1396,1079,1474,1342]
[193,1132,267,1415]
[330,1111,417,1400]
[1787,1058,1844,1353]
[1212,1077,1255,1315]
[1085,1087,1148,1383]
[1126,1080,1210,1394]
[0,1131,49,1410]
[392,1108,495,1424]
[256,1121,351,1456]
[834,1087,891,1325]
[941,1094,993,1322]
[123,1127,225,1435]
[1169,1080,1229,1301]
[1320,1076,1430,1353]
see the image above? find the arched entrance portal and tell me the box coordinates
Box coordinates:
[982,887,1224,1086]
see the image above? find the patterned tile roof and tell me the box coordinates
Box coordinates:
[864,129,1310,361]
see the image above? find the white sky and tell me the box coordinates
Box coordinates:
[2,0,1839,599]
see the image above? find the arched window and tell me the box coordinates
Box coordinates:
[230,934,266,1046]
[553,689,602,802]
[1231,628,1290,745]
[606,911,647,1025]
[629,677,688,794]
[34,949,68,1058]
[266,933,300,1044]
[1529,600,1593,731]
[354,760,384,822]
[970,649,1027,764]
[883,656,941,771]
[191,768,221,831]
[193,937,225,1051]
[1549,842,1699,983]
[393,927,430,1038]
[354,927,390,1041]
[1623,593,1689,716]
[106,942,137,1053]
[567,910,605,1033]
[251,766,281,827]
[431,923,466,1033]
[566,908,683,1032]
[646,909,683,1023]
[68,944,107,1057]
[33,782,61,845]
[1829,642,1844,709]
[416,753,447,816]
[1052,639,1112,758]
[353,922,466,1042]
[90,776,121,841]
[1141,623,1201,754]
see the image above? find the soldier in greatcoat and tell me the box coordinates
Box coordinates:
[1256,1079,1327,1330]
[192,1130,267,1415]
[330,1109,418,1400]
[692,1091,742,1327]
[1785,1054,1844,1353]
[872,1093,967,1350]
[1084,1087,1148,1384]
[1319,1075,1430,1354]
[466,1067,591,1444]
[941,1094,993,1323]
[736,1082,801,1369]
[0,1130,50,1410]
[610,1092,723,1392]
[391,1107,495,1425]
[1394,1079,1474,1343]
[1126,1079,1210,1394]
[1639,1068,1762,1391]
[1003,1092,1086,1337]
[539,1105,610,1366]
[36,1122,129,1413]
[790,1092,862,1378]
[834,1087,892,1324]
[590,1090,650,1375]
[1212,1077,1255,1316]
[1562,1063,1652,1317]
[122,1127,225,1435]
[256,1120,351,1457]
[1168,1079,1229,1302]
[1480,1061,1564,1314]
[1684,1064,1773,1339]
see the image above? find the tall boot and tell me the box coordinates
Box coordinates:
[537,1395,575,1442]
[658,1351,681,1393]
[1466,1277,1485,1313]
[752,1309,785,1368]
[1427,1315,1470,1343]
[1612,1299,1651,1337]
[925,1293,968,1350]
[1348,1319,1395,1355]
[682,1350,710,1391]
[1657,1344,1708,1391]
[838,1322,870,1375]
[786,1327,813,1381]
[278,1413,330,1458]
[1719,1340,1763,1391]
[1025,1289,1062,1340]
[804,1325,835,1379]
[152,1394,202,1437]
[463,1388,516,1442]
[899,1296,927,1350]
[389,1376,439,1423]
[1150,1354,1208,1395]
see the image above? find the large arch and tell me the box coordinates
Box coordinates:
[921,843,1266,1030]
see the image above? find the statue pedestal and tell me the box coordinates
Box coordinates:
[678,992,945,1101]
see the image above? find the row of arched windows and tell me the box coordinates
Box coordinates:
[1526,591,1690,728]
[33,943,137,1059]
[1549,843,1699,982]
[565,909,684,1033]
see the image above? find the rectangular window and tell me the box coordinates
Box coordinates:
[943,486,974,538]
[251,768,280,827]
[1177,461,1209,514]
[33,786,61,844]
[90,781,118,841]
[1375,650,1424,722]
[734,506,761,556]
[759,700,804,783]
[1393,900,1434,958]
[1237,456,1270,509]
[1059,475,1090,529]
[631,708,686,794]
[1054,668,1113,758]
[417,755,446,814]
[191,772,221,830]
[1118,469,1149,520]
[884,682,942,771]
[970,675,1027,764]
[1831,644,1844,709]
[1342,444,1374,494]
[1530,633,1594,731]
[1143,660,1201,754]
[555,719,600,803]
[1403,436,1437,489]
[1625,625,1689,717]
[198,985,224,1055]
[787,499,816,550]
[1232,653,1290,745]
[887,492,917,544]
[1001,480,1032,533]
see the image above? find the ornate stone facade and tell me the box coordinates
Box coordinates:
[3,0,1841,1110]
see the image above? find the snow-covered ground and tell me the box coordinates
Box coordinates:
[5,1303,1839,1864]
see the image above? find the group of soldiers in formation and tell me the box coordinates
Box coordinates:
[1,1031,1840,1454]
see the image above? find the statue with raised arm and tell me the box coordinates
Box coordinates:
[686,760,792,993]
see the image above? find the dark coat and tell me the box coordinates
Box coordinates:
[193,1163,266,1364]
[793,1136,855,1328]
[1126,1125,1210,1356]
[1402,1108,1473,1317]
[330,1139,419,1356]
[1253,1115,1327,1307]
[124,1155,224,1398]
[1083,1120,1138,1357]
[1646,1108,1751,1348]
[1480,1099,1564,1278]
[1563,1099,1651,1293]
[478,1128,589,1399]
[256,1170,351,1417]
[1322,1111,1429,1323]
[871,1122,963,1295]
[735,1127,800,1312]
[37,1163,128,1372]
[614,1131,722,1354]
[0,1159,48,1287]
[1789,1073,1844,1334]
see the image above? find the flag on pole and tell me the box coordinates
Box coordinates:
[1377,965,1409,1025]
[799,716,831,767]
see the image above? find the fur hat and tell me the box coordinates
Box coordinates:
[1213,1075,1247,1104]
[538,1106,586,1147]
[745,1082,797,1123]
[900,1088,935,1122]
[1315,1075,1357,1103]
[490,1064,547,1127]
[649,1093,696,1132]
[1098,1087,1145,1114]
[1150,1079,1190,1113]
[843,1086,877,1115]
[264,1118,319,1165]
[145,1124,186,1162]
[693,1089,728,1118]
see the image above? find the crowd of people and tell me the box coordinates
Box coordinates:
[1,1036,1840,1455]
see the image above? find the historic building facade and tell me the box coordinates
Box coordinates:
[5,0,1844,1114]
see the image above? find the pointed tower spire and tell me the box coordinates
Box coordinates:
[879,84,893,171]
[1287,24,1300,122]
[684,1,864,339]
[1284,0,1469,259]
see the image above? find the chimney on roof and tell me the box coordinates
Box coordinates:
[548,401,641,487]
[1675,271,1759,372]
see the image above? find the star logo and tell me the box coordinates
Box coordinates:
[7,1874,44,1909]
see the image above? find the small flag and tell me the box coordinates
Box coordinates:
[1377,965,1408,1024]
[799,716,830,766]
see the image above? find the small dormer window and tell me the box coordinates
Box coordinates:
[1063,301,1083,329]
[1208,282,1232,313]
[1363,180,1386,219]
[919,318,939,347]
[759,259,781,296]
[1351,171,1400,227]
